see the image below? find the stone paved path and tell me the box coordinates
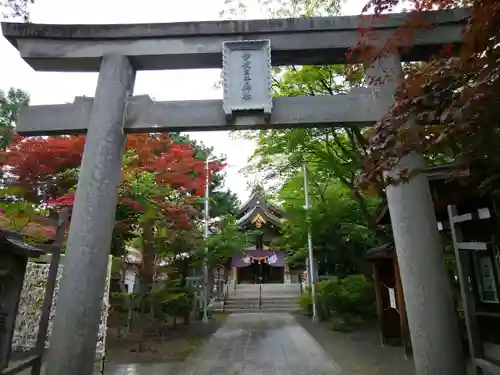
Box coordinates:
[178,313,344,375]
[19,313,343,375]
[18,362,181,375]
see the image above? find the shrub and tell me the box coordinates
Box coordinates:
[298,274,376,326]
[298,290,313,316]
[156,279,194,320]
[334,274,376,319]
[315,278,341,319]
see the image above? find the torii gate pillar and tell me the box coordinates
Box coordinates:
[44,55,136,375]
[366,55,466,375]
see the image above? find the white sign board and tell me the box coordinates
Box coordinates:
[388,287,397,309]
[222,39,272,120]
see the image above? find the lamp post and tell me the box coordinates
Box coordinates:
[202,158,210,323]
[303,163,318,322]
[202,156,223,323]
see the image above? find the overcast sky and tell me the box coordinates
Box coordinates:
[0,0,364,201]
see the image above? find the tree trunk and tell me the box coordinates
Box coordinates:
[140,220,156,291]
[179,259,191,325]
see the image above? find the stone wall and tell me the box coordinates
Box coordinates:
[11,256,112,359]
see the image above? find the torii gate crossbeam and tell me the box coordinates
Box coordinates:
[2,8,468,71]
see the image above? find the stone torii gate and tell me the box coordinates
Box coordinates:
[2,9,468,375]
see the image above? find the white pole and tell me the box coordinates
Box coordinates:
[202,158,210,323]
[303,163,318,322]
[100,255,113,375]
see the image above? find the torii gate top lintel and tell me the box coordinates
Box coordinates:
[1,7,469,72]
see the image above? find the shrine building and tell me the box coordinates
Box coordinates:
[228,186,298,286]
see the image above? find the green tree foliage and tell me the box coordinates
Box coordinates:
[0,186,51,243]
[243,65,380,231]
[299,275,376,331]
[221,0,342,19]
[247,65,380,225]
[275,168,380,276]
[203,215,252,266]
[241,65,384,275]
[153,278,195,327]
[0,88,29,150]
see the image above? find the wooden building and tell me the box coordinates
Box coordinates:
[364,242,411,356]
[368,163,500,371]
[228,186,299,286]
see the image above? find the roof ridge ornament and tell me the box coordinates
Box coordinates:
[251,213,266,228]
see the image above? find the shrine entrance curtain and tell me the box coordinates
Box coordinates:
[230,250,286,268]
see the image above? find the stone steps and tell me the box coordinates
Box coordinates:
[234,284,301,290]
[223,284,301,313]
[224,304,299,311]
[228,285,301,298]
[228,294,299,299]
[225,300,300,313]
[225,307,301,314]
[225,299,299,305]
[225,302,298,310]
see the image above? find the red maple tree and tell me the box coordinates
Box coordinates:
[2,135,85,203]
[2,134,222,199]
[357,0,500,188]
[125,133,224,196]
[1,133,224,234]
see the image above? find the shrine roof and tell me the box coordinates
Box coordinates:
[0,229,52,258]
[236,186,284,228]
[236,205,283,228]
[364,243,395,260]
[237,186,283,217]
